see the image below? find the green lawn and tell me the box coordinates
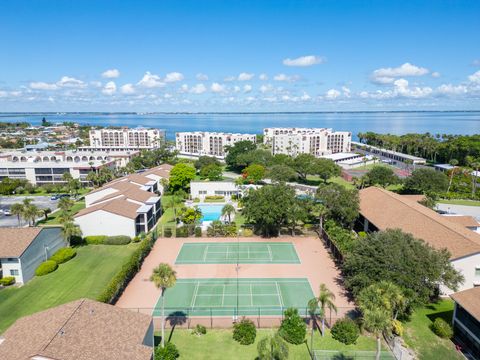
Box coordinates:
[304,175,355,189]
[164,328,386,360]
[437,199,480,207]
[402,300,462,360]
[0,243,138,333]
[36,199,86,226]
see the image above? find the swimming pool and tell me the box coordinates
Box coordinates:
[196,204,224,222]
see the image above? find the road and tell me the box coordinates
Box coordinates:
[436,203,480,221]
[0,196,59,227]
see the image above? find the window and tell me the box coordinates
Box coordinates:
[10,269,19,276]
[475,267,480,277]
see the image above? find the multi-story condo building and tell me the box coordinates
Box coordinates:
[88,127,165,150]
[263,128,351,157]
[0,149,139,185]
[176,132,257,158]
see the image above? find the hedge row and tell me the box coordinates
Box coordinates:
[97,233,156,304]
[35,247,77,276]
[84,235,131,245]
[0,276,15,286]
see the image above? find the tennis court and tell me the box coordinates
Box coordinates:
[175,242,300,264]
[153,278,314,316]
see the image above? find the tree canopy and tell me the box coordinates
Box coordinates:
[316,183,359,228]
[363,166,399,188]
[169,163,196,192]
[225,140,257,170]
[403,168,449,194]
[343,229,464,308]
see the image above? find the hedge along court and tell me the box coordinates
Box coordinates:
[153,278,315,316]
[175,242,300,264]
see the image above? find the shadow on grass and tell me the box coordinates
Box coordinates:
[426,310,454,324]
[166,311,188,343]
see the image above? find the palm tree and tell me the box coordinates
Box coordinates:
[221,204,235,223]
[22,199,42,226]
[10,203,24,227]
[447,159,459,193]
[150,263,177,348]
[43,208,52,221]
[310,284,337,336]
[62,221,82,246]
[58,197,74,214]
[362,308,391,360]
[257,332,289,360]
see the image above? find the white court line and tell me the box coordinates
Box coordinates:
[222,284,225,306]
[267,245,273,261]
[226,245,229,260]
[275,281,284,308]
[202,244,209,262]
[190,282,200,307]
[250,284,254,306]
[177,280,309,284]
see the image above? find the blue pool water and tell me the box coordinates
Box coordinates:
[197,204,224,222]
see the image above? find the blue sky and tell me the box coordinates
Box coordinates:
[1,0,479,112]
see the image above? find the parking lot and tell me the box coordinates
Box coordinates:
[0,196,59,227]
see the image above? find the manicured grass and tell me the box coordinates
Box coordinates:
[37,199,86,225]
[402,300,463,360]
[0,243,139,333]
[438,199,480,206]
[164,328,385,360]
[304,175,355,189]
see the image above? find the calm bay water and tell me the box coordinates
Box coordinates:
[0,112,479,141]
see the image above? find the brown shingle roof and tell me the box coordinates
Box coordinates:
[0,298,152,360]
[75,198,141,220]
[450,287,480,322]
[359,187,480,260]
[0,227,42,258]
[127,173,155,185]
[91,187,155,205]
[443,215,480,228]
[142,164,173,179]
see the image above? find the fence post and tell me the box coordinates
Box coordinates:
[258,307,260,328]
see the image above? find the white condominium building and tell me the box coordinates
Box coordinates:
[264,127,351,157]
[175,132,256,158]
[89,127,165,150]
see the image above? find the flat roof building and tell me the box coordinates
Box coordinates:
[264,128,351,157]
[352,141,426,165]
[89,127,165,150]
[176,131,256,158]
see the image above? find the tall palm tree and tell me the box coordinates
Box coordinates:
[150,263,177,348]
[62,221,82,246]
[10,203,24,227]
[447,159,459,193]
[310,284,337,336]
[221,204,235,223]
[58,197,74,214]
[257,332,289,360]
[22,201,42,226]
[362,308,391,360]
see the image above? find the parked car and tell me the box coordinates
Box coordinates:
[4,209,11,216]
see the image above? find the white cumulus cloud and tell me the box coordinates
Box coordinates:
[468,70,480,83]
[102,81,116,95]
[238,72,254,81]
[164,72,184,83]
[259,73,268,81]
[283,55,325,67]
[30,82,59,90]
[137,72,165,88]
[190,84,207,94]
[102,69,120,78]
[243,84,252,93]
[325,89,341,100]
[371,62,430,84]
[211,82,226,93]
[273,74,300,82]
[120,83,135,94]
[57,76,86,88]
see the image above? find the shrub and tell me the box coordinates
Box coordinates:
[242,228,254,237]
[84,235,107,245]
[391,319,404,337]
[431,317,453,339]
[192,324,207,336]
[331,318,360,345]
[70,235,84,246]
[193,197,200,203]
[164,228,173,238]
[50,247,77,264]
[35,260,58,276]
[154,342,179,360]
[194,227,202,237]
[0,276,15,286]
[279,308,307,345]
[104,235,131,245]
[176,226,189,238]
[233,318,257,345]
[97,233,156,303]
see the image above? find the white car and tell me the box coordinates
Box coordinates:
[4,209,11,216]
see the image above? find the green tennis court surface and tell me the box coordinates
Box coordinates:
[175,242,300,264]
[153,278,314,316]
